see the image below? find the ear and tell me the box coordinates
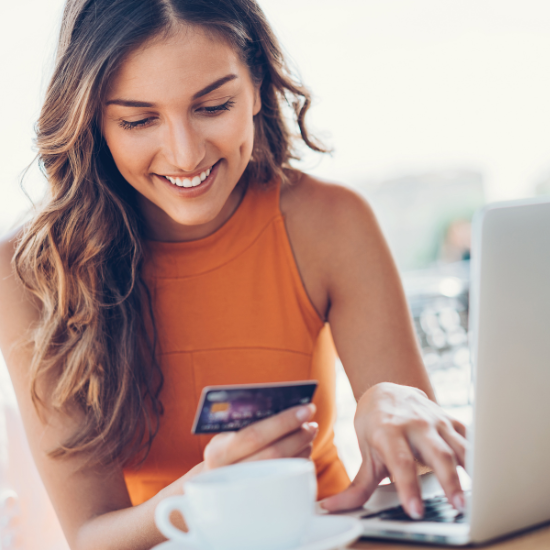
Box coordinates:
[252,85,262,116]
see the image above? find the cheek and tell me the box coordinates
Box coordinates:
[211,109,255,156]
[104,131,154,178]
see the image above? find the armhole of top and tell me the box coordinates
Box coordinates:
[275,181,326,328]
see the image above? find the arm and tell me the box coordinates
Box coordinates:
[281,174,467,517]
[0,232,317,550]
[0,232,170,550]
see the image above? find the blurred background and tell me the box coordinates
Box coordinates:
[2,0,550,547]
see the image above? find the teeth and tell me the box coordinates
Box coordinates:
[164,166,213,188]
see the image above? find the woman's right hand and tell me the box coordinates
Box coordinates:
[201,404,318,471]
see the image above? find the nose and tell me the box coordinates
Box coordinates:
[162,117,206,172]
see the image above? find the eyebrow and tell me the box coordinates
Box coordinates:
[105,74,238,107]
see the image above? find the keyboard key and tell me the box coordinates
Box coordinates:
[361,495,468,524]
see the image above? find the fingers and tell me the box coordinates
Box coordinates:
[424,436,464,512]
[324,420,466,518]
[346,385,470,518]
[320,462,381,512]
[241,422,318,462]
[204,404,316,468]
[375,431,424,519]
[409,426,466,513]
[437,422,468,469]
[450,418,467,439]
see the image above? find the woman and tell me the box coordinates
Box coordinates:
[0,0,467,548]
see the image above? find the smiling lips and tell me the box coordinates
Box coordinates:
[163,165,213,188]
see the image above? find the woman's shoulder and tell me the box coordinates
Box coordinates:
[280,170,380,248]
[0,227,40,352]
[0,227,22,288]
[279,171,388,320]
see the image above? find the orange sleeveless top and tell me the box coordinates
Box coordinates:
[123,179,350,505]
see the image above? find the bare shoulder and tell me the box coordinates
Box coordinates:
[280,171,377,233]
[0,228,19,276]
[0,227,26,301]
[0,226,33,293]
[0,227,40,363]
[280,171,387,269]
[279,171,391,319]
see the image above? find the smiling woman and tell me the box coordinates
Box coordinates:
[0,1,467,549]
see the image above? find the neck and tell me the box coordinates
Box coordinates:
[140,179,248,242]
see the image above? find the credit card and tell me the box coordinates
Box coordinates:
[191,380,318,434]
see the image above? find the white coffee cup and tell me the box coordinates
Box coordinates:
[155,458,317,550]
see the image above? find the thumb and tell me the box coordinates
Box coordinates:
[319,462,380,512]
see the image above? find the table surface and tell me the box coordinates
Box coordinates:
[350,522,550,550]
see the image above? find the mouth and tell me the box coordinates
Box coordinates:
[158,161,218,189]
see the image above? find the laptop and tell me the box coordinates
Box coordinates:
[340,196,550,545]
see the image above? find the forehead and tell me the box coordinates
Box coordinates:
[107,25,247,101]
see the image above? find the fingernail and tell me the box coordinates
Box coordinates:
[452,493,466,513]
[296,405,312,422]
[307,421,319,431]
[319,498,329,510]
[408,498,424,520]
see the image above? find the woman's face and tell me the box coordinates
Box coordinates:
[102,25,261,241]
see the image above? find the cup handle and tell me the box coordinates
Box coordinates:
[155,495,199,548]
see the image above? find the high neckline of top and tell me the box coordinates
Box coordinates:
[142,179,282,278]
[144,179,251,248]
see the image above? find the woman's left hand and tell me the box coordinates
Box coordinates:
[320,382,468,519]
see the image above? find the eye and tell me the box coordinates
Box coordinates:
[200,99,235,115]
[118,118,155,130]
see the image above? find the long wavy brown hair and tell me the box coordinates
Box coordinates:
[14,0,327,469]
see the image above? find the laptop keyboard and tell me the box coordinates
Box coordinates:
[361,494,467,524]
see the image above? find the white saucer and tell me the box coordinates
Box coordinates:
[152,514,363,550]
